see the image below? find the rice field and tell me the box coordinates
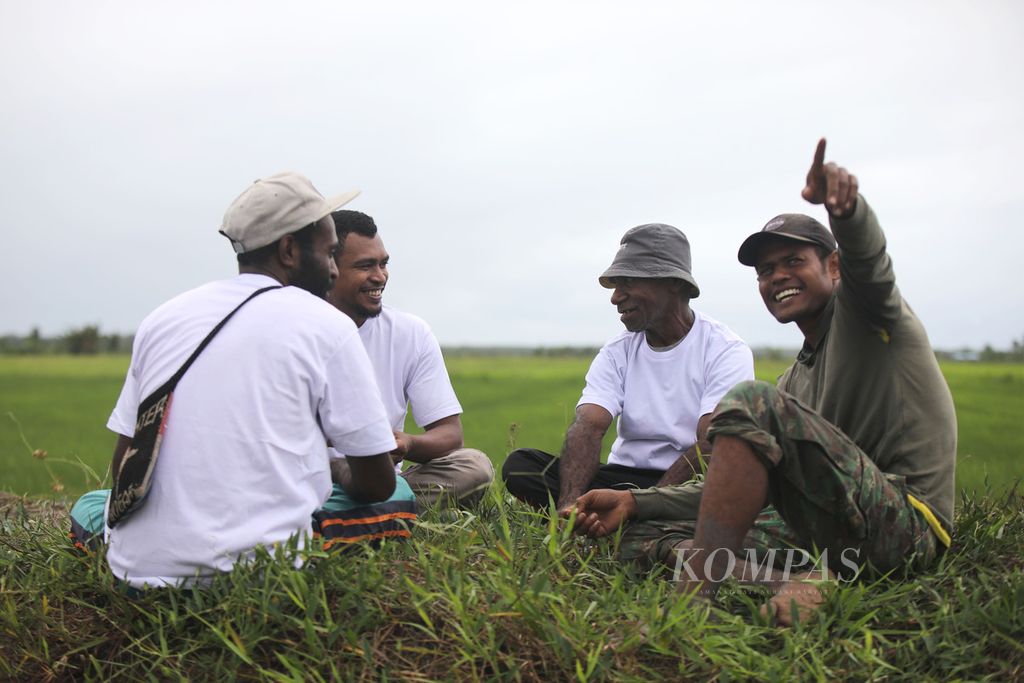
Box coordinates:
[1,354,1020,499]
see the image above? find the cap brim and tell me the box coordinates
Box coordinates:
[325,188,361,212]
[737,231,822,267]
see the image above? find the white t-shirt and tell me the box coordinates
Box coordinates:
[329,307,462,471]
[357,306,462,430]
[578,310,754,471]
[105,274,396,588]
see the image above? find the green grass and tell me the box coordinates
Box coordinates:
[2,354,1023,679]
[0,355,128,496]
[1,356,1022,498]
[939,363,1024,496]
[2,488,1022,680]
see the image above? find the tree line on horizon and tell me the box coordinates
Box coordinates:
[1,326,1022,362]
[0,326,133,356]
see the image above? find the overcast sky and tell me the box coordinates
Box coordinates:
[2,1,1021,350]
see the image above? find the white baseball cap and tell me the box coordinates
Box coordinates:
[220,172,360,254]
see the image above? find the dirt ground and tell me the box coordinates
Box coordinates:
[0,492,68,527]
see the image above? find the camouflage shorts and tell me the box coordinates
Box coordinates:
[620,501,805,572]
[621,380,940,577]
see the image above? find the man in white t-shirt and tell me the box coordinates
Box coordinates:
[69,173,401,589]
[326,210,494,508]
[502,223,754,513]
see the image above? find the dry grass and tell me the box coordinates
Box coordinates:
[0,491,68,527]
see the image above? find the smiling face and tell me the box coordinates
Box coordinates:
[754,239,839,338]
[328,232,389,327]
[608,277,686,345]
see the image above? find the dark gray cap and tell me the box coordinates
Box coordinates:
[599,223,700,298]
[737,214,837,266]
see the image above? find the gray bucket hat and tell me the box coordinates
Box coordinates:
[599,223,700,297]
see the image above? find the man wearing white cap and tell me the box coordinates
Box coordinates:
[70,172,402,589]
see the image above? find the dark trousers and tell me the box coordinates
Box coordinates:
[501,448,665,508]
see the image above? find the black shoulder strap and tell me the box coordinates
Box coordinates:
[165,285,282,390]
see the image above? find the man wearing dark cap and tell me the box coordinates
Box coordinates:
[501,222,754,513]
[69,172,403,589]
[568,139,956,624]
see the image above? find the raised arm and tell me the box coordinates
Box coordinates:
[557,404,613,512]
[804,137,901,328]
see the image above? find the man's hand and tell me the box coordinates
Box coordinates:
[802,138,859,219]
[389,416,463,465]
[562,489,638,538]
[391,431,412,464]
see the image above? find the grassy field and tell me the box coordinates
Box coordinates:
[1,354,1023,680]
[1,355,1021,498]
[2,477,1022,679]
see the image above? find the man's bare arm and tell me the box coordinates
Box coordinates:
[331,453,397,503]
[557,404,613,511]
[656,413,713,486]
[391,414,463,465]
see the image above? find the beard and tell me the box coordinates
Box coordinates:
[290,248,333,299]
[352,299,384,321]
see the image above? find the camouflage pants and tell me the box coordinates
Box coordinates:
[620,497,806,572]
[620,380,940,578]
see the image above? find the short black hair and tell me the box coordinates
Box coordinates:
[236,221,319,266]
[331,210,378,252]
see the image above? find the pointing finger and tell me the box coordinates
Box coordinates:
[812,138,826,171]
[803,138,828,203]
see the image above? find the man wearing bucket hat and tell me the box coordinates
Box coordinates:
[568,139,956,625]
[501,222,754,512]
[69,172,404,589]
